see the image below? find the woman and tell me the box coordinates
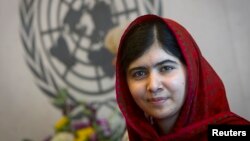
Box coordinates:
[115,14,249,140]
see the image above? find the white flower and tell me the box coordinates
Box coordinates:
[51,132,74,141]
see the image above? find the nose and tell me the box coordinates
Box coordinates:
[147,72,163,94]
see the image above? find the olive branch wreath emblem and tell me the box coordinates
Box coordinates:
[19,1,126,139]
[19,0,123,124]
[19,0,163,139]
[19,0,77,104]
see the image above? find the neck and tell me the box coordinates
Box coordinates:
[155,112,179,134]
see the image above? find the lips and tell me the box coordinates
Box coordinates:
[147,97,168,105]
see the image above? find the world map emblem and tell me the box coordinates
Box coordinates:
[20,0,162,139]
[38,0,119,97]
[20,0,162,102]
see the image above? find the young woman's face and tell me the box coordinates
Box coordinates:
[126,41,187,120]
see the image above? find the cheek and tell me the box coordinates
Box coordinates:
[173,77,186,89]
[127,81,145,99]
[167,75,187,97]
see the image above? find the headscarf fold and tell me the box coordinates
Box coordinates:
[115,14,249,141]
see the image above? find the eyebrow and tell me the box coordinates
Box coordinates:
[127,59,177,74]
[154,59,177,67]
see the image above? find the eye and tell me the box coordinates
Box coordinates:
[159,65,175,73]
[131,70,147,80]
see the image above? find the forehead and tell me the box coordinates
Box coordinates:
[128,42,180,68]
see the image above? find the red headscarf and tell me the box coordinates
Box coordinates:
[115,14,249,141]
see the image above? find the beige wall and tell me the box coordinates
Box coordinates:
[162,0,250,119]
[0,0,249,140]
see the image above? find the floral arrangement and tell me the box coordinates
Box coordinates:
[43,88,124,141]
[45,23,130,141]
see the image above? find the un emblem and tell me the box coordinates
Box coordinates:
[21,0,162,100]
[20,0,162,140]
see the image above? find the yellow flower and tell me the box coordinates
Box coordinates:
[74,127,95,141]
[55,116,70,130]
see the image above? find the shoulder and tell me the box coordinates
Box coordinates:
[225,112,250,125]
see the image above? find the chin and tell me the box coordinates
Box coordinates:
[153,109,178,120]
